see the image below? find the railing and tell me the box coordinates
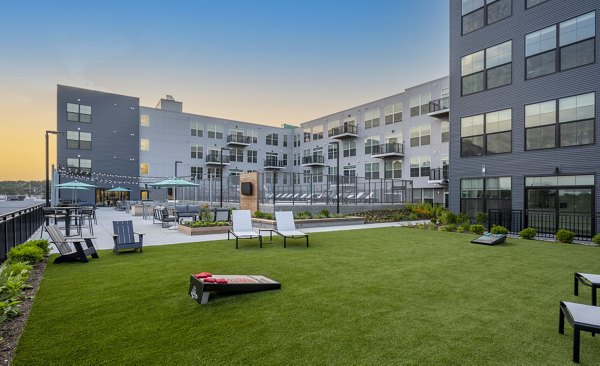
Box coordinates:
[302,155,325,165]
[429,167,449,181]
[0,203,45,261]
[371,142,403,155]
[227,134,251,144]
[205,153,230,164]
[328,124,358,137]
[264,158,285,168]
[429,97,449,113]
[488,209,600,241]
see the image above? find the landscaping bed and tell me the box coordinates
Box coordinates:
[252,216,365,229]
[178,224,231,235]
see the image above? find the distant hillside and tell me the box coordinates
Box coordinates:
[0,181,45,196]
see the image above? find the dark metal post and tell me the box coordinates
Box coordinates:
[219,148,229,207]
[45,130,62,207]
[336,142,340,214]
[174,160,182,202]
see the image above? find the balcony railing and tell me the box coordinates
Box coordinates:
[428,97,450,116]
[226,134,251,145]
[302,155,325,165]
[371,142,404,157]
[429,167,449,181]
[264,158,285,168]
[205,153,230,164]
[328,124,358,138]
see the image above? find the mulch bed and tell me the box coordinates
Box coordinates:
[0,258,48,365]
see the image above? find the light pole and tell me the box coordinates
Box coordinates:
[219,147,230,207]
[329,141,340,214]
[174,160,182,202]
[45,130,63,207]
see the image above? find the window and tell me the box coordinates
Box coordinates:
[312,125,323,140]
[410,125,431,147]
[190,121,203,137]
[526,0,549,8]
[191,166,203,179]
[420,156,430,177]
[343,165,356,184]
[328,143,338,159]
[365,136,380,154]
[420,93,431,114]
[441,121,450,143]
[293,134,300,147]
[462,0,511,35]
[266,133,279,146]
[207,124,223,139]
[461,177,511,218]
[66,158,91,174]
[462,41,512,95]
[66,103,92,122]
[207,167,222,177]
[140,138,149,151]
[66,130,91,150]
[140,114,150,127]
[328,166,338,176]
[526,92,595,150]
[293,153,300,166]
[229,148,244,162]
[526,12,595,79]
[364,110,380,129]
[461,109,512,156]
[409,93,431,117]
[385,160,402,179]
[313,147,323,159]
[384,103,402,124]
[410,157,420,178]
[191,145,203,159]
[247,129,258,143]
[343,141,356,157]
[303,128,311,143]
[282,153,288,166]
[365,163,380,179]
[283,135,288,147]
[409,96,420,117]
[247,150,257,163]
[140,162,149,175]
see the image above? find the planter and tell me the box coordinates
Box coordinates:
[252,216,365,229]
[178,225,231,235]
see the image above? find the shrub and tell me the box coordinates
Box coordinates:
[437,225,445,232]
[408,213,418,221]
[476,212,488,225]
[4,262,32,280]
[470,224,485,235]
[439,211,457,225]
[295,211,312,220]
[7,245,44,264]
[25,240,51,256]
[519,227,537,240]
[417,223,425,229]
[392,213,405,221]
[490,225,508,235]
[556,229,575,243]
[456,225,466,233]
[456,213,471,225]
[319,209,330,218]
[592,233,600,244]
[428,223,435,231]
[445,224,457,232]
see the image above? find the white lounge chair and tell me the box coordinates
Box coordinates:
[228,210,262,249]
[275,211,309,248]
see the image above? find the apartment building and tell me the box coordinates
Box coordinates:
[449,0,599,232]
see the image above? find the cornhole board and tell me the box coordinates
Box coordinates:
[470,233,506,246]
[189,274,281,304]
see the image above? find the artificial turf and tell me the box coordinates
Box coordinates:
[13,228,600,365]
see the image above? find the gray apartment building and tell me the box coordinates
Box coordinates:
[449,0,599,234]
[56,75,449,207]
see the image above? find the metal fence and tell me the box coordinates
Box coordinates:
[488,209,600,241]
[0,203,45,261]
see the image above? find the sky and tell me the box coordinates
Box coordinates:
[0,0,449,181]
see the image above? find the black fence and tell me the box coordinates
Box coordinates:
[488,209,600,241]
[0,203,45,261]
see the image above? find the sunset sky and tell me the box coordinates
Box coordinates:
[0,0,449,180]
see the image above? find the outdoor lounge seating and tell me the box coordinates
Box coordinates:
[175,204,200,223]
[275,211,309,248]
[213,208,230,222]
[559,301,600,363]
[112,220,144,254]
[153,206,178,228]
[228,210,262,249]
[574,272,600,306]
[45,224,99,263]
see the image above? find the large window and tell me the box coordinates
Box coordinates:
[191,121,203,137]
[247,129,258,143]
[364,136,380,154]
[328,143,338,159]
[385,160,402,179]
[365,163,380,179]
[409,156,430,178]
[140,114,150,126]
[462,0,511,35]
[410,125,431,147]
[66,130,91,150]
[66,158,91,175]
[312,125,323,140]
[462,41,512,95]
[140,138,149,151]
[229,147,244,162]
[247,150,257,163]
[207,124,223,139]
[191,166,203,179]
[191,145,203,159]
[461,177,512,218]
[526,12,595,79]
[384,103,402,124]
[364,110,380,129]
[409,93,431,117]
[343,141,356,157]
[526,92,595,150]
[140,163,149,175]
[266,133,279,146]
[461,108,512,156]
[441,121,450,143]
[66,103,91,122]
[303,128,311,143]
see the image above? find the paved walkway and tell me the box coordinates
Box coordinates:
[38,207,427,252]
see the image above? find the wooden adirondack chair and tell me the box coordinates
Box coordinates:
[45,225,99,263]
[112,220,144,254]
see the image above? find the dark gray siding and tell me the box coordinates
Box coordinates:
[57,85,140,203]
[449,0,600,213]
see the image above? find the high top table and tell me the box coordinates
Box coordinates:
[54,206,80,236]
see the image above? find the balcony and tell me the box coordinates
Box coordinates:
[205,153,230,166]
[428,97,449,118]
[226,134,251,146]
[264,158,285,170]
[428,167,449,185]
[328,124,358,139]
[371,143,404,158]
[301,155,326,167]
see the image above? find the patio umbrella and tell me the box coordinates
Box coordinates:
[150,178,199,202]
[107,187,131,201]
[57,186,89,203]
[55,180,96,202]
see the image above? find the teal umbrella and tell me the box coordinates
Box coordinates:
[107,187,131,202]
[55,180,96,188]
[150,178,198,202]
[57,186,89,203]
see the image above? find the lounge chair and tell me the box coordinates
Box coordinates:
[112,220,144,254]
[559,301,600,363]
[45,224,99,263]
[228,210,262,249]
[275,211,309,248]
[153,206,178,228]
[574,272,600,306]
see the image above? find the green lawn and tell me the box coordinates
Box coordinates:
[14,228,600,365]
